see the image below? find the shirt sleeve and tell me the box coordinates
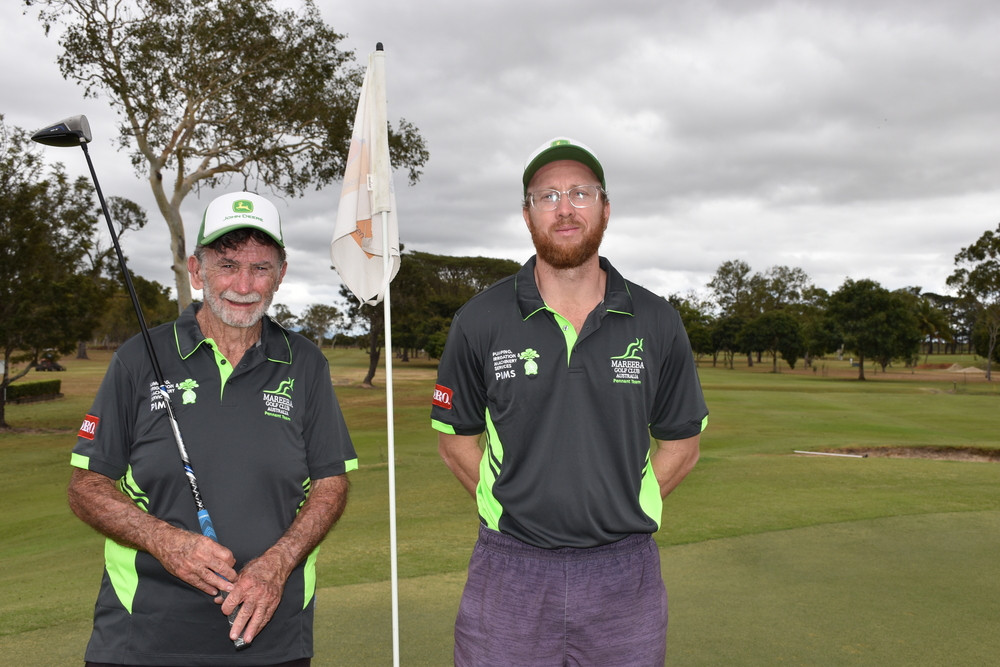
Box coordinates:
[71,352,139,481]
[430,307,488,436]
[648,306,709,441]
[300,345,358,478]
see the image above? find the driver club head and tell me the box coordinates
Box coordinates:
[31,115,93,147]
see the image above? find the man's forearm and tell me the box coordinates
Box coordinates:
[259,474,350,577]
[652,435,701,498]
[68,467,167,552]
[438,433,483,497]
[68,467,237,595]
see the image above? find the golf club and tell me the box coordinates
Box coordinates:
[32,115,246,649]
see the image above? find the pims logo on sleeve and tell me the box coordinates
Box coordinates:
[432,384,454,409]
[78,414,100,440]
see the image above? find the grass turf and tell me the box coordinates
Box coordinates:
[1,349,997,665]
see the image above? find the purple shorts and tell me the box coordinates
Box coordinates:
[454,525,668,666]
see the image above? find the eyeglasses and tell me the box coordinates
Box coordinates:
[527,185,605,211]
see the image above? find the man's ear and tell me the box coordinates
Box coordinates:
[188,255,203,290]
[275,261,288,291]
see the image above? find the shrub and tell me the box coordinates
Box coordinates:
[4,380,62,403]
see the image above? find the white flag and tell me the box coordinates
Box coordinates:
[331,46,400,305]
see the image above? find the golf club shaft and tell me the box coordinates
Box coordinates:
[80,142,245,649]
[81,143,164,384]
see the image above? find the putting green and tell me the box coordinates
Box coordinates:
[663,511,1000,665]
[311,511,1000,665]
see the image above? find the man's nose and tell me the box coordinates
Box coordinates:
[555,192,576,214]
[231,267,255,292]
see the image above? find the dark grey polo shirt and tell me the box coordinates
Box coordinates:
[72,303,357,666]
[432,256,708,549]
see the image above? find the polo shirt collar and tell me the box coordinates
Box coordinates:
[173,303,292,363]
[515,255,634,320]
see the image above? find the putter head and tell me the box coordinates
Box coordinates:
[31,115,92,147]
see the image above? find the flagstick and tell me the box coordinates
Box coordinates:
[381,208,401,667]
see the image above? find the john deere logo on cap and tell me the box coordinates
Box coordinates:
[552,139,570,147]
[233,199,254,213]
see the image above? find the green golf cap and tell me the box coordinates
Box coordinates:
[522,137,605,196]
[197,191,284,247]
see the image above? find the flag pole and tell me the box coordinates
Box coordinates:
[370,43,400,667]
[381,207,399,667]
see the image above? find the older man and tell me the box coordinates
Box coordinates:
[69,191,357,666]
[432,138,709,665]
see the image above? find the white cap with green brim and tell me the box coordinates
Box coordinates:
[522,137,606,196]
[197,191,284,247]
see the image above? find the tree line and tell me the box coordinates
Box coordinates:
[272,232,999,388]
[670,248,999,381]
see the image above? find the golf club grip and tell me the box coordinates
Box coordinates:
[219,590,247,650]
[196,509,247,649]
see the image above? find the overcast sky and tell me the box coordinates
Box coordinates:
[3,0,999,317]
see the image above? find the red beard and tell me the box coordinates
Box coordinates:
[528,214,607,269]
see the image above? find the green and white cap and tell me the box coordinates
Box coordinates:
[197,191,284,247]
[522,137,605,196]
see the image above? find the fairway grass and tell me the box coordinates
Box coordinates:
[2,350,998,665]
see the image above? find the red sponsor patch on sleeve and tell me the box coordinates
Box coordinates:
[78,414,100,440]
[432,384,454,409]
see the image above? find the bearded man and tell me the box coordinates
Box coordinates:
[431,138,709,665]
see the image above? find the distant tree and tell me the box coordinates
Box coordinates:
[895,288,953,363]
[390,251,521,361]
[270,303,296,329]
[708,260,758,366]
[922,292,966,354]
[827,279,921,380]
[92,275,177,347]
[298,303,341,348]
[794,286,835,367]
[77,195,151,357]
[756,265,815,318]
[708,259,755,319]
[710,315,745,369]
[740,311,806,372]
[877,291,923,371]
[0,117,104,427]
[709,261,819,367]
[340,251,521,386]
[667,293,714,361]
[29,0,429,311]
[338,285,384,388]
[971,321,1000,366]
[947,223,1000,380]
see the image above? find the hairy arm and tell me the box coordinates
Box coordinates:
[652,434,701,498]
[220,474,350,644]
[438,433,483,497]
[67,467,237,595]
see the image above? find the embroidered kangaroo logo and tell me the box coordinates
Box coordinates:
[178,378,200,405]
[519,348,540,376]
[611,338,644,360]
[265,377,295,398]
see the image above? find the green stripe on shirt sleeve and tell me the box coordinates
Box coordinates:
[431,419,457,434]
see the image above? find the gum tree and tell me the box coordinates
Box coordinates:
[826,279,921,380]
[27,0,428,310]
[948,223,1000,380]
